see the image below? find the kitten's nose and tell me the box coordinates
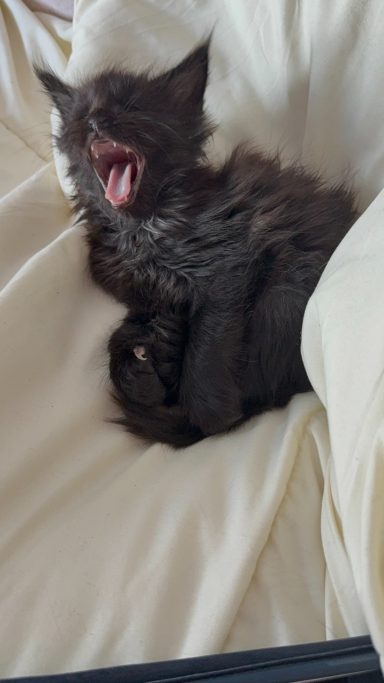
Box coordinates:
[88,112,109,134]
[88,117,98,132]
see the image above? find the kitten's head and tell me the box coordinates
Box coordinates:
[36,40,212,217]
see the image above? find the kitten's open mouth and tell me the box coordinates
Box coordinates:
[89,139,143,207]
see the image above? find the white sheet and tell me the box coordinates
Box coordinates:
[1,0,384,676]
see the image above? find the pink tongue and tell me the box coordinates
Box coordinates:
[105,162,132,206]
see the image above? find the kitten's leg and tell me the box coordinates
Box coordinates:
[180,302,244,435]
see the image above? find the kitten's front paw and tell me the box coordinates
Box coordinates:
[108,317,166,407]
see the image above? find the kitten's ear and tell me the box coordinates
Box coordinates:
[162,38,211,109]
[34,65,73,115]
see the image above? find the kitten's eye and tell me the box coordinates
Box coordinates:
[73,110,90,124]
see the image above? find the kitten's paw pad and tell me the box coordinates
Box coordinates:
[133,345,148,361]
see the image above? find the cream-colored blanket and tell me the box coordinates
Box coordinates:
[1,0,384,677]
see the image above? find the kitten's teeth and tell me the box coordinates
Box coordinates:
[95,153,99,158]
[113,142,117,147]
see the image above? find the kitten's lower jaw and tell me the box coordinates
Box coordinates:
[89,138,144,207]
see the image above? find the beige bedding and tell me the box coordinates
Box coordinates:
[1,0,384,676]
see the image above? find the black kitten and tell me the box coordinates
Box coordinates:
[36,40,357,448]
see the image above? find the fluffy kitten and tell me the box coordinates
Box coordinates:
[36,40,357,447]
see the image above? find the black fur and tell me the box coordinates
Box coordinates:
[36,40,357,447]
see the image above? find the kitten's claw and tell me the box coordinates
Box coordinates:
[133,345,147,361]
